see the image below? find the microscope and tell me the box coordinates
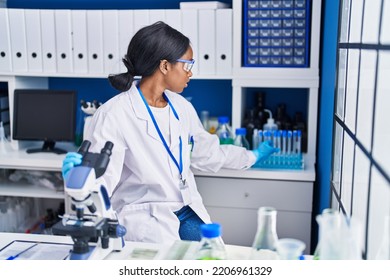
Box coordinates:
[52,140,126,260]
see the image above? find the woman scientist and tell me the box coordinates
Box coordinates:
[62,21,278,243]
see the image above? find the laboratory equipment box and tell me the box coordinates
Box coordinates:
[243,0,311,67]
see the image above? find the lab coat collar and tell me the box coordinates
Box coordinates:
[128,85,181,148]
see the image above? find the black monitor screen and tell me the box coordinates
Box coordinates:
[13,89,77,154]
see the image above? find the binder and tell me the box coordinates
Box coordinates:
[180,1,230,9]
[165,9,182,32]
[149,9,165,25]
[71,10,88,74]
[118,10,134,73]
[216,9,232,75]
[40,9,57,73]
[87,10,104,74]
[133,10,150,34]
[103,10,120,75]
[198,9,216,75]
[24,9,43,72]
[181,9,198,75]
[0,9,12,72]
[8,9,28,72]
[54,9,73,73]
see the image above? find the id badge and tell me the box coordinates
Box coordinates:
[179,179,192,205]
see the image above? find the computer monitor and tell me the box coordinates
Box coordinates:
[13,89,77,154]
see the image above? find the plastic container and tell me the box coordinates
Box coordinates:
[234,128,250,150]
[263,109,278,132]
[276,238,306,260]
[195,223,227,260]
[216,116,234,145]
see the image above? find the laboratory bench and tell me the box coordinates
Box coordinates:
[0,232,252,260]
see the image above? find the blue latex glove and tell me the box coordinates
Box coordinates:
[62,152,82,181]
[252,140,280,164]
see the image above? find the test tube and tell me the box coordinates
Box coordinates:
[297,130,302,156]
[282,130,287,165]
[287,131,292,165]
[264,130,271,143]
[258,130,263,147]
[276,130,282,165]
[252,128,259,149]
[263,131,271,165]
[293,130,298,155]
[272,130,278,165]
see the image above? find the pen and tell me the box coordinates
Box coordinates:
[6,243,38,260]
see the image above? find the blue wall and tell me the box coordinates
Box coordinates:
[316,0,339,216]
[311,0,339,251]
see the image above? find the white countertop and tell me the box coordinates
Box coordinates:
[1,141,315,181]
[0,232,252,260]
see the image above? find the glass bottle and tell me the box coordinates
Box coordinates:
[242,109,257,149]
[195,223,227,260]
[200,110,210,131]
[250,206,279,260]
[234,128,250,150]
[255,91,267,128]
[216,116,234,145]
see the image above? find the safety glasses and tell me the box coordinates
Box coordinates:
[176,59,195,72]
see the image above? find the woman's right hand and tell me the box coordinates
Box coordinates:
[62,152,83,181]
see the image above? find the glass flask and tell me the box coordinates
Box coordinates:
[250,206,279,260]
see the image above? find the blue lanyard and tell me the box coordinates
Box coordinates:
[137,87,183,177]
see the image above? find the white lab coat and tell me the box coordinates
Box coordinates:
[84,83,256,244]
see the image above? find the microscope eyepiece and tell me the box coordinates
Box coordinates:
[78,140,91,156]
[101,141,114,156]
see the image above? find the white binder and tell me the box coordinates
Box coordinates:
[87,10,104,74]
[181,9,198,75]
[71,10,88,74]
[8,9,28,72]
[0,9,12,72]
[165,9,182,32]
[24,9,43,72]
[55,9,73,73]
[216,9,232,75]
[103,10,120,75]
[198,9,216,75]
[118,10,134,73]
[149,9,165,25]
[133,10,150,34]
[40,9,57,73]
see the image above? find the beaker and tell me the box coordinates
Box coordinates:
[276,238,306,260]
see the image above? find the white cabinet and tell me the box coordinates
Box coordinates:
[0,145,67,233]
[194,161,315,254]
